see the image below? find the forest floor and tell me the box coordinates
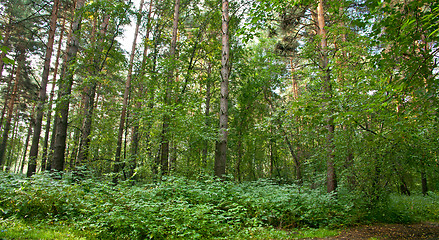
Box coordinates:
[304,222,439,240]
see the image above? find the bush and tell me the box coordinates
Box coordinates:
[0,172,352,239]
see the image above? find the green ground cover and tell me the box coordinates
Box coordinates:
[0,172,437,239]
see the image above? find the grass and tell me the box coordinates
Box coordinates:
[232,226,339,239]
[0,218,95,240]
[0,218,339,240]
[389,192,439,222]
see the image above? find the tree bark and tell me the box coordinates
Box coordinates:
[214,0,230,178]
[0,18,12,82]
[0,65,15,132]
[202,62,212,169]
[0,44,25,169]
[6,108,20,172]
[128,0,154,179]
[18,118,32,173]
[159,0,180,176]
[421,162,428,195]
[27,0,60,177]
[77,13,111,165]
[113,0,146,181]
[41,17,66,171]
[52,0,86,172]
[317,0,337,193]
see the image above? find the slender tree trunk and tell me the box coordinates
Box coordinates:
[0,18,12,81]
[0,45,25,169]
[159,0,180,176]
[6,108,20,172]
[42,17,66,170]
[127,0,154,179]
[77,14,111,165]
[202,63,212,168]
[52,0,86,172]
[27,0,60,177]
[113,0,146,182]
[0,65,15,132]
[317,0,337,193]
[214,0,230,178]
[236,130,242,182]
[421,162,428,195]
[19,116,34,173]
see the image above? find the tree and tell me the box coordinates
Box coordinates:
[114,0,146,181]
[52,0,87,172]
[27,0,60,177]
[214,0,230,178]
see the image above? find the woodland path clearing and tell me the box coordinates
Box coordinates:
[303,222,439,240]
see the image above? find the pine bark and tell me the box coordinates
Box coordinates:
[0,43,25,168]
[52,0,86,172]
[129,0,154,179]
[0,18,12,82]
[41,17,66,170]
[317,0,337,193]
[113,0,146,181]
[27,0,60,177]
[77,14,110,165]
[159,0,180,176]
[0,65,15,132]
[202,63,212,168]
[214,0,230,178]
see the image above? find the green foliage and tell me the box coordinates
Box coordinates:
[0,218,92,240]
[388,193,439,222]
[0,172,352,239]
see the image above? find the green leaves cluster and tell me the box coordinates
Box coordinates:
[1,172,350,239]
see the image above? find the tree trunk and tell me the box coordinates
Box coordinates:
[215,0,230,178]
[421,162,428,195]
[41,17,66,171]
[19,116,34,173]
[77,13,111,165]
[317,0,336,193]
[113,0,146,182]
[27,0,60,177]
[4,108,18,172]
[159,0,180,176]
[52,0,86,172]
[0,18,12,82]
[0,65,15,132]
[202,63,212,168]
[129,0,154,179]
[0,44,25,169]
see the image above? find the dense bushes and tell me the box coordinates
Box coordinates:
[1,172,437,239]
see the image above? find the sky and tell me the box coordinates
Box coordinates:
[118,0,143,54]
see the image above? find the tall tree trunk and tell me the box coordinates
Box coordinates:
[159,0,180,176]
[52,0,86,172]
[113,0,146,182]
[42,17,66,170]
[421,162,428,195]
[0,18,12,82]
[27,0,60,177]
[236,130,243,182]
[19,119,33,173]
[6,108,20,172]
[0,65,15,132]
[214,0,230,178]
[202,63,212,168]
[128,0,154,179]
[77,13,111,165]
[317,0,336,193]
[0,44,25,169]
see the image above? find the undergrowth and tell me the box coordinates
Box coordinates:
[0,171,437,239]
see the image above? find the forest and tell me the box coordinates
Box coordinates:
[0,0,438,239]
